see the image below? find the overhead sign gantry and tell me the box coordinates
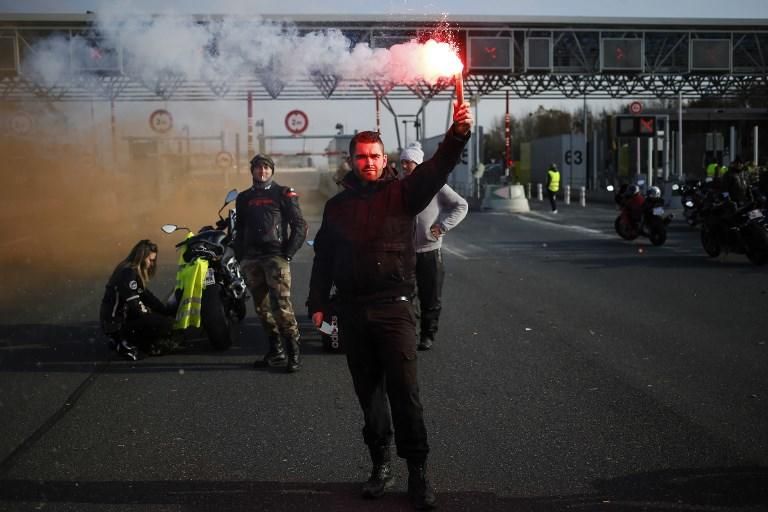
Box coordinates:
[0,14,767,102]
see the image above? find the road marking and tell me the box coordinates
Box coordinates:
[518,214,612,238]
[442,244,469,260]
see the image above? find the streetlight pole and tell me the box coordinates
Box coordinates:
[255,119,265,154]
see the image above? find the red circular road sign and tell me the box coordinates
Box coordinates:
[629,101,643,115]
[9,111,34,135]
[149,109,174,133]
[284,110,309,135]
[215,151,234,168]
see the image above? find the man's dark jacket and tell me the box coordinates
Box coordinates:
[307,127,469,313]
[234,183,307,261]
[722,168,753,206]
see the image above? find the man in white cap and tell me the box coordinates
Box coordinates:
[400,142,468,350]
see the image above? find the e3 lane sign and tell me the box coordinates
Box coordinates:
[615,115,657,138]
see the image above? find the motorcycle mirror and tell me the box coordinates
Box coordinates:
[218,190,239,220]
[161,224,178,234]
[606,185,615,192]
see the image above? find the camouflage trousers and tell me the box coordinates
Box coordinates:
[240,255,300,341]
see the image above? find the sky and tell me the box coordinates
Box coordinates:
[2,0,768,160]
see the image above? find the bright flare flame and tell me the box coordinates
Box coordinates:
[420,39,463,82]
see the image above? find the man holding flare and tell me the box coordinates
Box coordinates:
[308,47,471,508]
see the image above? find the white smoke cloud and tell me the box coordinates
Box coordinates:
[23,5,459,92]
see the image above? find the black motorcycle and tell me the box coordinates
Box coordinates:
[679,181,706,227]
[699,195,768,265]
[161,189,248,349]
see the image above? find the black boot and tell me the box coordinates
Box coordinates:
[285,336,300,373]
[407,460,436,510]
[361,447,395,499]
[262,336,286,367]
[115,339,139,361]
[417,335,434,351]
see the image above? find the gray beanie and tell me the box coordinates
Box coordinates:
[400,142,424,165]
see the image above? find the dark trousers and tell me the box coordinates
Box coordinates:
[547,189,558,211]
[123,313,174,352]
[339,300,429,462]
[414,249,444,341]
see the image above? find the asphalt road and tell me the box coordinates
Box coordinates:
[1,200,767,512]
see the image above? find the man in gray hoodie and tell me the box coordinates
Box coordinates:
[399,142,469,350]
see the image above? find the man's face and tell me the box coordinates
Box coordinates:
[352,141,387,182]
[251,163,273,183]
[400,159,418,176]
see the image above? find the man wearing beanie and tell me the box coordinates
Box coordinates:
[234,153,307,373]
[399,142,468,350]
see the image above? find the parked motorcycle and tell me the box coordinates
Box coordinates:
[699,194,768,265]
[679,181,707,227]
[609,185,672,246]
[161,189,248,350]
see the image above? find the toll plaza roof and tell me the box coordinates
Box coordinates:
[1,11,768,102]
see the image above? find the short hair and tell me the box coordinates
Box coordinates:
[349,131,384,157]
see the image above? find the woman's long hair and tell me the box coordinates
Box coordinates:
[111,239,158,287]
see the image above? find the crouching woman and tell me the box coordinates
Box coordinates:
[100,239,177,360]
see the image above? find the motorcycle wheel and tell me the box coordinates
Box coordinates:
[201,284,236,350]
[743,224,768,266]
[700,225,721,258]
[614,216,637,240]
[648,220,667,246]
[234,298,247,322]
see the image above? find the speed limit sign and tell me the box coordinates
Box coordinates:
[284,110,308,135]
[629,101,643,115]
[149,109,173,133]
[9,112,33,135]
[215,151,234,169]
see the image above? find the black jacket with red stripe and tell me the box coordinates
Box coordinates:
[234,182,308,261]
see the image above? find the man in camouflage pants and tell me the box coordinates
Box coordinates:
[235,154,307,373]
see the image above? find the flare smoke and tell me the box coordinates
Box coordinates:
[24,6,460,89]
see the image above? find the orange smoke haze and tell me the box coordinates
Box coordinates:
[0,132,327,309]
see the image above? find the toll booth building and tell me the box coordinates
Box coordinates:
[609,108,768,184]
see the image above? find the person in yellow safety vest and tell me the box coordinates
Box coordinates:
[546,163,561,213]
[705,159,719,183]
[718,164,729,178]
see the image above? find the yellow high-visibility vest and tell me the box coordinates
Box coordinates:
[706,163,718,178]
[174,235,209,330]
[547,169,560,192]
